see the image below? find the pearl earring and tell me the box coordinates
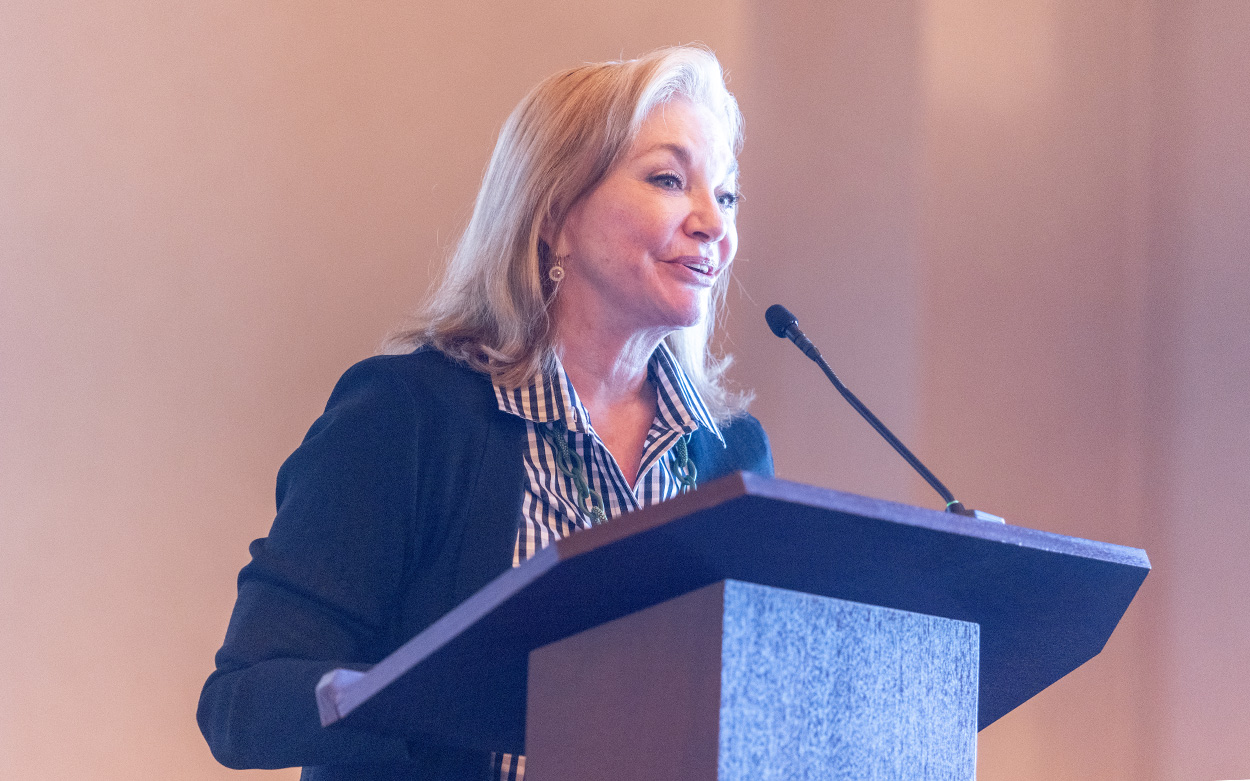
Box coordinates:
[548,255,567,283]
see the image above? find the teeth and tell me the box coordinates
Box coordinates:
[688,262,712,274]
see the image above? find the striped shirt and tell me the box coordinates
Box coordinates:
[488,342,722,781]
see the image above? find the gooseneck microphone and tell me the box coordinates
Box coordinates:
[765,304,977,517]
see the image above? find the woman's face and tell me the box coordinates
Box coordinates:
[553,98,739,344]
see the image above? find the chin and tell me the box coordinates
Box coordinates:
[664,302,708,331]
[638,291,711,333]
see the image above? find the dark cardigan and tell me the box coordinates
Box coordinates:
[198,348,773,780]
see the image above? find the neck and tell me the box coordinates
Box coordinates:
[549,289,677,401]
[550,314,670,487]
[554,326,663,413]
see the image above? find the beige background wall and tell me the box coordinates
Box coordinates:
[2,2,1246,779]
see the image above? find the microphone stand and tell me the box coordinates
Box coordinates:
[765,304,1001,521]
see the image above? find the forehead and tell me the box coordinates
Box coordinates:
[628,99,737,173]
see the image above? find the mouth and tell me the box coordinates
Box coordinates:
[675,257,717,278]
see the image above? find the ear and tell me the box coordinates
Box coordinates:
[539,191,578,257]
[542,219,573,259]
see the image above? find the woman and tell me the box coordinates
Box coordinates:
[198,45,772,781]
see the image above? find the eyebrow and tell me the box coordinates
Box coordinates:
[642,142,739,179]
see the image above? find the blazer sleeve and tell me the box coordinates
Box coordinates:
[197,360,424,769]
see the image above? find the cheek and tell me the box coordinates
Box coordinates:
[586,204,649,256]
[721,223,739,262]
[621,204,675,247]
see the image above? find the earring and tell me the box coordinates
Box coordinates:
[548,254,567,284]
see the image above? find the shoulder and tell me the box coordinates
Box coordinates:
[325,347,497,422]
[717,414,773,476]
[338,347,493,398]
[689,412,774,481]
[291,348,503,463]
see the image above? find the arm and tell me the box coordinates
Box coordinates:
[198,360,424,769]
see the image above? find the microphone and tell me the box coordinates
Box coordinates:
[765,304,823,361]
[765,304,997,520]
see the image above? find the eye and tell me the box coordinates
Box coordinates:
[649,173,684,190]
[717,190,742,209]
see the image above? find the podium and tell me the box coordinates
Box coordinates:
[315,473,1149,779]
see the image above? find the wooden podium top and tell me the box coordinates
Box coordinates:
[316,472,1150,754]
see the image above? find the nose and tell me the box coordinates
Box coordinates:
[685,189,728,244]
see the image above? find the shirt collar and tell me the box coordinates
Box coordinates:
[493,342,723,444]
[647,341,723,444]
[493,355,587,431]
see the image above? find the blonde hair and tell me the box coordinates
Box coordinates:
[387,45,750,420]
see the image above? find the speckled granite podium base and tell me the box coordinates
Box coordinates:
[526,579,979,781]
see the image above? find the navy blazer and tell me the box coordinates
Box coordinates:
[198,348,773,780]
